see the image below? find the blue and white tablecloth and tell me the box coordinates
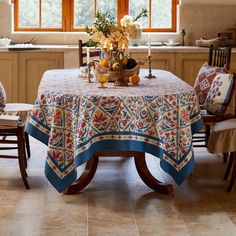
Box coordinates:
[26,68,203,192]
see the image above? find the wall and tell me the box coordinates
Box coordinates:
[0,1,236,46]
[182,0,236,4]
[179,4,236,45]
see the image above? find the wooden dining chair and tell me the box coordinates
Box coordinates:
[78,39,100,67]
[0,117,30,189]
[0,108,33,188]
[208,44,231,71]
[193,45,232,150]
[1,103,34,160]
[0,83,33,188]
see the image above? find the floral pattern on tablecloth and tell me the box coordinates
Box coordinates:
[26,69,202,192]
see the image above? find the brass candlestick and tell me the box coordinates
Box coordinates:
[87,62,93,83]
[145,55,156,79]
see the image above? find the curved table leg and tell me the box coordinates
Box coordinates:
[134,152,174,194]
[63,154,99,195]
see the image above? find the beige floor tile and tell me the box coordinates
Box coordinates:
[1,137,236,236]
[183,212,236,236]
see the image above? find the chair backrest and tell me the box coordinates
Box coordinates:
[78,40,100,67]
[208,45,231,71]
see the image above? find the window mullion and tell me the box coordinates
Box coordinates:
[62,0,71,31]
[14,0,19,31]
[117,0,129,23]
[94,0,97,16]
[149,0,151,28]
[39,0,42,28]
[171,0,177,32]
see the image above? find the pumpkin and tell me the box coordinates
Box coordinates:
[129,74,140,85]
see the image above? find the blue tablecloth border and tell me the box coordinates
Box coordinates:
[26,120,49,146]
[26,115,203,193]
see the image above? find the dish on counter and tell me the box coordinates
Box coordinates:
[0,38,11,46]
[164,42,180,46]
[145,41,163,46]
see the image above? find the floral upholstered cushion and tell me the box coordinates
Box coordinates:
[194,64,225,104]
[0,82,6,112]
[204,73,234,117]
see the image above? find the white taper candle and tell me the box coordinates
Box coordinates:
[87,47,90,64]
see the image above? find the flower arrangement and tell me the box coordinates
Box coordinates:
[85,9,147,85]
[85,8,147,52]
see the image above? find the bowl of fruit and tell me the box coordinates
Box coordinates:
[94,57,141,82]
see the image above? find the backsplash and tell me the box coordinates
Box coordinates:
[179,4,236,46]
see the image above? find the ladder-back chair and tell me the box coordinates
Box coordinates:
[0,83,33,189]
[208,45,231,71]
[193,45,232,150]
[78,39,100,67]
[0,120,29,189]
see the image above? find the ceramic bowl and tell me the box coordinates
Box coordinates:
[0,38,11,46]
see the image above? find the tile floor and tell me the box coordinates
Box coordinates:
[0,137,236,236]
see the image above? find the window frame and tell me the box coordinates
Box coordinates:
[13,0,179,32]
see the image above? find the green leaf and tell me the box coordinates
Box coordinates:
[133,8,148,23]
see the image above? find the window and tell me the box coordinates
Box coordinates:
[15,0,63,31]
[14,0,179,32]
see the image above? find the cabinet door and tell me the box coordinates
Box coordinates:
[19,52,64,103]
[130,52,176,74]
[175,53,208,86]
[0,53,18,102]
[231,53,236,71]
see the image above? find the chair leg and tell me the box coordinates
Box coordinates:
[17,128,30,189]
[224,152,234,180]
[223,152,229,163]
[227,152,236,192]
[22,138,28,170]
[205,124,211,146]
[24,131,31,158]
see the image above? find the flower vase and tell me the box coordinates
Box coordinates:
[130,28,142,46]
[101,51,111,60]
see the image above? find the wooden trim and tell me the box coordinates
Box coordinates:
[13,0,178,32]
[39,0,42,28]
[13,28,64,32]
[62,0,71,31]
[94,0,97,15]
[171,0,177,32]
[14,0,18,31]
[149,0,152,28]
[142,28,176,32]
[70,0,75,31]
[117,0,128,22]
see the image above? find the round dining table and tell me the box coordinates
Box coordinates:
[26,68,203,194]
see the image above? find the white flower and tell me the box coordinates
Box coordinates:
[120,15,133,27]
[133,21,141,28]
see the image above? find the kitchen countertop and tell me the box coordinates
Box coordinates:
[0,44,235,53]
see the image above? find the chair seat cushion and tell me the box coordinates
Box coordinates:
[203,73,234,117]
[0,115,19,127]
[208,118,236,153]
[194,64,225,104]
[0,103,33,125]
